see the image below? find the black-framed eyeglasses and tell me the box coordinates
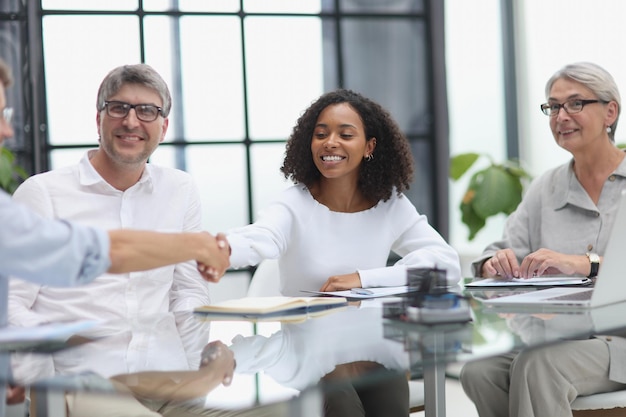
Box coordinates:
[102,101,163,122]
[540,99,608,117]
[1,107,13,125]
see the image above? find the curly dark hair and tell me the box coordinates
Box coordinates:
[281,89,414,202]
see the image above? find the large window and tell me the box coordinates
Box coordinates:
[4,0,447,300]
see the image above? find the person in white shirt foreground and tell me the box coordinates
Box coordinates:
[0,58,230,415]
[9,63,212,383]
[224,88,461,296]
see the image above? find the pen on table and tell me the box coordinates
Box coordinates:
[351,288,374,295]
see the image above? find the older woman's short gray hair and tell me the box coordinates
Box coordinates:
[545,62,621,141]
[96,64,171,117]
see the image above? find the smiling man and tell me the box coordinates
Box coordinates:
[8,64,213,385]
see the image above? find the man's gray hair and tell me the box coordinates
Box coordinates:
[96,64,171,117]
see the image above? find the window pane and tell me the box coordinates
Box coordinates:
[339,0,423,13]
[41,0,138,10]
[149,144,249,232]
[244,0,322,13]
[405,139,433,219]
[43,16,140,145]
[245,16,324,140]
[49,148,89,170]
[143,0,239,12]
[250,143,290,220]
[144,16,245,142]
[142,15,181,143]
[210,271,252,304]
[0,0,20,12]
[341,18,429,136]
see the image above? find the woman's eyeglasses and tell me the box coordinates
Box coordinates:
[540,99,607,117]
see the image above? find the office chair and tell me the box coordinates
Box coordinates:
[571,390,626,416]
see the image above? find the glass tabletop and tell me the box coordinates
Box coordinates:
[3,291,626,416]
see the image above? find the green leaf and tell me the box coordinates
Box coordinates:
[471,166,523,218]
[0,149,13,190]
[449,153,480,180]
[502,159,531,179]
[0,147,27,194]
[460,199,486,241]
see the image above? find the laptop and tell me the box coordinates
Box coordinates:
[482,189,626,310]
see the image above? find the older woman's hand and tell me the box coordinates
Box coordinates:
[519,249,587,279]
[482,249,520,279]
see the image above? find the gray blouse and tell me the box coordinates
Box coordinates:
[471,155,626,276]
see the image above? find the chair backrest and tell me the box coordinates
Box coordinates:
[247,259,281,297]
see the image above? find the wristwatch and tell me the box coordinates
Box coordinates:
[586,252,600,278]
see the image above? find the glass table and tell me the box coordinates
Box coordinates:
[3,290,626,417]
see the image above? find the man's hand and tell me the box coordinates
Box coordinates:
[199,341,236,386]
[6,384,25,405]
[197,233,230,282]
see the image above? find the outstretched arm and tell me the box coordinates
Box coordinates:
[107,231,230,282]
[110,341,235,401]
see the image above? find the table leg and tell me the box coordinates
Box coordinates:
[31,387,66,417]
[423,333,446,417]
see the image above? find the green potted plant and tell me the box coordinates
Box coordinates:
[0,147,27,194]
[450,152,531,241]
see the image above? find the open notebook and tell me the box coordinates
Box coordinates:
[483,189,626,310]
[194,296,348,322]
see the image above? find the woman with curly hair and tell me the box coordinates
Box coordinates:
[225,88,460,295]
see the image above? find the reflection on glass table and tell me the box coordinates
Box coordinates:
[6,294,626,417]
[381,290,626,417]
[3,303,412,417]
[225,299,412,416]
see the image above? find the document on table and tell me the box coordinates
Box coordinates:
[302,285,413,299]
[464,277,592,288]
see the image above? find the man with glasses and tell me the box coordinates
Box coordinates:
[6,64,223,411]
[0,59,231,414]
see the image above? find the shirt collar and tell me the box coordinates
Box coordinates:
[553,152,626,210]
[78,149,154,192]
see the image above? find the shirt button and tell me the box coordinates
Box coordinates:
[587,244,593,251]
[609,175,616,182]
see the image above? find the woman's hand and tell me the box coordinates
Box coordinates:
[319,272,362,292]
[519,249,587,278]
[482,249,520,279]
[199,341,236,386]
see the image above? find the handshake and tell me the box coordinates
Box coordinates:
[106,230,231,282]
